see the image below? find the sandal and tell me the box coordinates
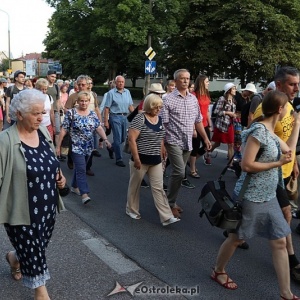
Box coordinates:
[211,268,237,290]
[6,252,22,281]
[189,171,200,178]
[280,295,300,300]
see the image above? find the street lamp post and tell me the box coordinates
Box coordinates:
[0,9,11,70]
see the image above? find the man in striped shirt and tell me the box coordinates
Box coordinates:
[161,69,211,218]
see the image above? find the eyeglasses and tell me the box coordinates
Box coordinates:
[77,83,87,86]
[154,106,163,110]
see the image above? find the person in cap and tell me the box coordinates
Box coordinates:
[104,75,135,167]
[248,81,276,123]
[232,83,257,160]
[5,70,26,128]
[208,82,237,171]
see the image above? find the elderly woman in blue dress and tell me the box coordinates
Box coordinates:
[1,89,66,300]
[56,91,111,204]
[211,91,300,300]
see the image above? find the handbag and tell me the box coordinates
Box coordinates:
[199,149,263,230]
[123,113,145,154]
[123,136,131,154]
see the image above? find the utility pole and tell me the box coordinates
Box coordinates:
[0,9,11,70]
[144,0,153,96]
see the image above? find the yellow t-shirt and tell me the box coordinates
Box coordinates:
[253,102,295,178]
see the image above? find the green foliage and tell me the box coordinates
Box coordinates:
[44,0,300,86]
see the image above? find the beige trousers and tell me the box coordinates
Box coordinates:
[126,160,174,223]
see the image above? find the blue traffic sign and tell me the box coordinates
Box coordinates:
[145,60,156,74]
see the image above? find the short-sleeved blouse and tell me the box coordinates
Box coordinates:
[62,108,100,156]
[129,113,165,165]
[234,123,281,202]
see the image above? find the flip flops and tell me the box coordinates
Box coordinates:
[5,252,22,281]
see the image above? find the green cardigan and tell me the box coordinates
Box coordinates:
[0,124,65,225]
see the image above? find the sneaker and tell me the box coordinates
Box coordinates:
[227,166,235,172]
[116,161,126,167]
[82,197,91,205]
[203,153,211,166]
[181,179,195,189]
[292,210,300,219]
[92,150,101,157]
[162,217,180,226]
[126,211,141,220]
[107,147,114,159]
[141,179,149,188]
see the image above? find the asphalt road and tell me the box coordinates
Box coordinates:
[60,142,300,300]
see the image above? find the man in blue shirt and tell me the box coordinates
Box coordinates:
[104,76,134,167]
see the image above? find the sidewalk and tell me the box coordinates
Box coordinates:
[0,209,188,300]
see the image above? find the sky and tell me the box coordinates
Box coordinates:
[0,0,55,59]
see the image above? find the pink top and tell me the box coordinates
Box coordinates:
[60,92,68,106]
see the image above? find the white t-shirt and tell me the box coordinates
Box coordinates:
[41,94,53,126]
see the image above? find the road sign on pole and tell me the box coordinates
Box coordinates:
[145,61,156,74]
[145,47,156,61]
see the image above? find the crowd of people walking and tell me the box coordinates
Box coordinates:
[0,66,300,299]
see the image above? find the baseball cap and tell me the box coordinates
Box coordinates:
[14,70,26,79]
[0,78,7,83]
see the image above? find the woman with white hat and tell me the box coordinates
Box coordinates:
[207,83,237,170]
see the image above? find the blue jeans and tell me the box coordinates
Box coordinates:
[71,152,90,195]
[109,114,128,162]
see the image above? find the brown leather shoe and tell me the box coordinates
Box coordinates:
[171,207,181,218]
[174,205,183,213]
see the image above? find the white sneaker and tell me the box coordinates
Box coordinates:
[82,197,91,204]
[126,211,141,220]
[162,217,180,226]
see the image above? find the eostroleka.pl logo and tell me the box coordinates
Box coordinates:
[107,281,200,297]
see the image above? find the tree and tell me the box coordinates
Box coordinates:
[44,0,186,82]
[163,0,300,86]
